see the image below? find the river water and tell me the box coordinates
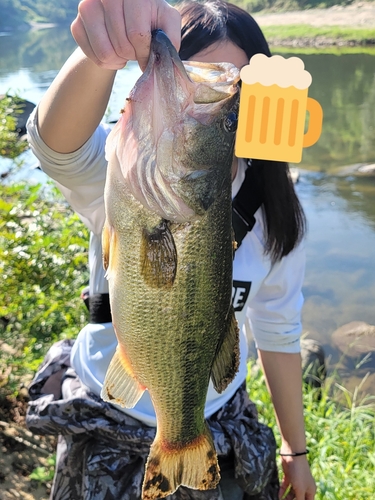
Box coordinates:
[1,27,375,393]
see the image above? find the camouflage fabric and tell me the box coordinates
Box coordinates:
[27,340,279,500]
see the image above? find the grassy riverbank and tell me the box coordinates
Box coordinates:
[247,363,375,500]
[261,24,375,46]
[253,1,375,46]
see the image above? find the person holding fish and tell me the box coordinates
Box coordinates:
[26,1,316,500]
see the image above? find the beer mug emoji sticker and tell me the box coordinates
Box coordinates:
[235,54,323,163]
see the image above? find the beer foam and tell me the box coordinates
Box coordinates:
[240,54,312,89]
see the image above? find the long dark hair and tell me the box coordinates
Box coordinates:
[177,0,306,261]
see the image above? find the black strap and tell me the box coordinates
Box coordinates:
[89,293,112,323]
[232,162,263,249]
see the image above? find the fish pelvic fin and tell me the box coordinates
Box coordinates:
[141,219,177,288]
[102,221,118,279]
[211,306,240,393]
[101,346,145,408]
[142,426,220,500]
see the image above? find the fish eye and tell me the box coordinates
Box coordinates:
[223,112,238,133]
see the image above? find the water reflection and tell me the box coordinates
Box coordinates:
[276,51,375,170]
[297,170,375,391]
[0,27,77,75]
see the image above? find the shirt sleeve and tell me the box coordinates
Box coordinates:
[27,106,110,235]
[247,241,306,354]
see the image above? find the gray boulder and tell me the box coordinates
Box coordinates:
[300,338,326,388]
[332,321,375,358]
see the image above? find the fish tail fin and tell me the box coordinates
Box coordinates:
[101,347,145,408]
[142,426,220,500]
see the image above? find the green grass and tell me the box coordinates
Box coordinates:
[262,24,375,45]
[238,0,375,15]
[29,454,56,484]
[247,362,375,499]
[272,45,375,55]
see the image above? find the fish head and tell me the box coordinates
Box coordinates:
[107,29,240,222]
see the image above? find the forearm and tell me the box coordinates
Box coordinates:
[38,47,117,154]
[258,350,307,453]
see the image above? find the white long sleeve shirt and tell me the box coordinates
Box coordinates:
[27,108,305,427]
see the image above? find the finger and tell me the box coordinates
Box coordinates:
[101,0,136,61]
[75,0,128,69]
[305,486,317,500]
[70,16,103,67]
[293,484,309,500]
[279,481,292,500]
[157,3,181,53]
[123,0,153,71]
[279,486,288,499]
[72,16,127,70]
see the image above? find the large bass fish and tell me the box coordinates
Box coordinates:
[102,29,240,500]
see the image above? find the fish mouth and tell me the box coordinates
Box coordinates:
[149,29,189,83]
[145,29,240,106]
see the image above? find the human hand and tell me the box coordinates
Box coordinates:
[279,455,316,500]
[71,0,181,71]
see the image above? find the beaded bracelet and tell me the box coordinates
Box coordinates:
[279,449,309,457]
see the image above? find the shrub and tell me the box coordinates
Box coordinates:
[0,182,89,394]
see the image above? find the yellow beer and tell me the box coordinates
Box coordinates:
[235,55,323,163]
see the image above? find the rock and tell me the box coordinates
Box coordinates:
[337,163,375,176]
[0,342,17,356]
[300,338,326,388]
[358,163,375,174]
[0,94,36,137]
[250,338,327,389]
[289,167,300,184]
[332,321,375,357]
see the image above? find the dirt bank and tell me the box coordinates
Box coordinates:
[254,1,375,46]
[255,1,375,28]
[0,395,55,500]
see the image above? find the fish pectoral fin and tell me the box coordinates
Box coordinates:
[142,425,220,500]
[211,306,240,393]
[141,220,177,288]
[101,347,145,408]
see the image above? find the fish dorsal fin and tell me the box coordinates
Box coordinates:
[211,306,240,393]
[141,220,177,288]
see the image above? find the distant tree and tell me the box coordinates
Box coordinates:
[0,0,359,28]
[0,0,27,29]
[20,0,79,23]
[1,0,79,27]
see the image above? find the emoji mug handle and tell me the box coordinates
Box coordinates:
[303,98,323,148]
